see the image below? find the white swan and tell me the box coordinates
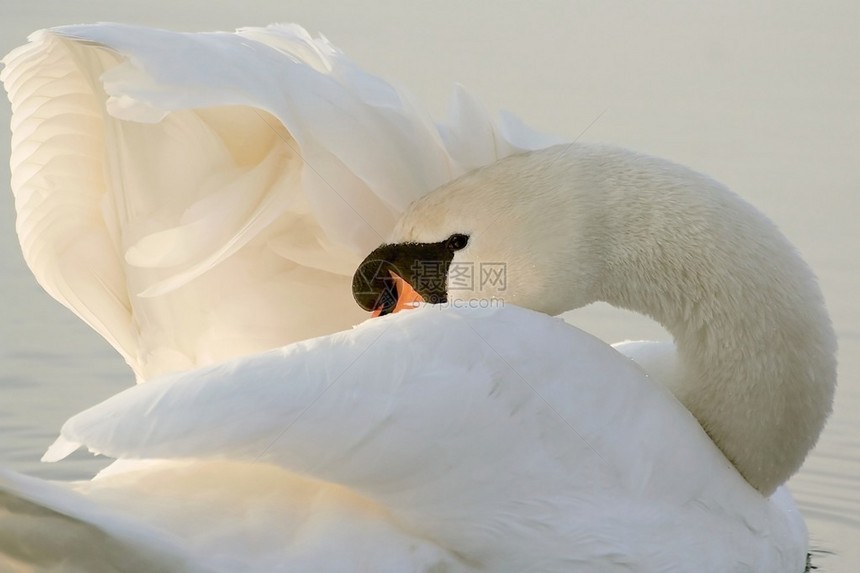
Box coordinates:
[0,23,835,573]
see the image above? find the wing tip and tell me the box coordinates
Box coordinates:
[42,435,83,463]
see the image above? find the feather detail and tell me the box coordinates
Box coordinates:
[2,23,557,381]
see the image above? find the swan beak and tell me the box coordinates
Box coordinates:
[372,272,425,317]
[352,241,451,313]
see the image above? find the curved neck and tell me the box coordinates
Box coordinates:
[595,171,836,494]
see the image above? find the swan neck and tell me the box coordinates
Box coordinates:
[595,173,836,494]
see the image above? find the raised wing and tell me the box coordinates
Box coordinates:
[1,23,563,381]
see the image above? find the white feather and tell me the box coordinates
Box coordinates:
[1,23,559,381]
[3,306,808,572]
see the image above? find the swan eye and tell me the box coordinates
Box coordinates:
[446,233,469,252]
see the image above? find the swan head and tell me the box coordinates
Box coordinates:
[352,147,608,315]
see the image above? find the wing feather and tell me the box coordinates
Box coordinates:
[42,306,802,570]
[2,24,560,381]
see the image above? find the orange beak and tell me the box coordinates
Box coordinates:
[371,272,425,317]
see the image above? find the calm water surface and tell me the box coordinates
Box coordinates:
[1,1,858,570]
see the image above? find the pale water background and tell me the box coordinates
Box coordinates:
[0,1,857,570]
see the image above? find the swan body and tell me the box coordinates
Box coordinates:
[0,22,835,573]
[2,306,810,571]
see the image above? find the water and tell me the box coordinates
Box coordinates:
[1,1,858,569]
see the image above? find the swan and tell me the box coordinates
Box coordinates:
[0,22,835,573]
[1,144,835,571]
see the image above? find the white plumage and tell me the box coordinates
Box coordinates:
[2,306,809,571]
[2,23,559,381]
[0,22,833,573]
